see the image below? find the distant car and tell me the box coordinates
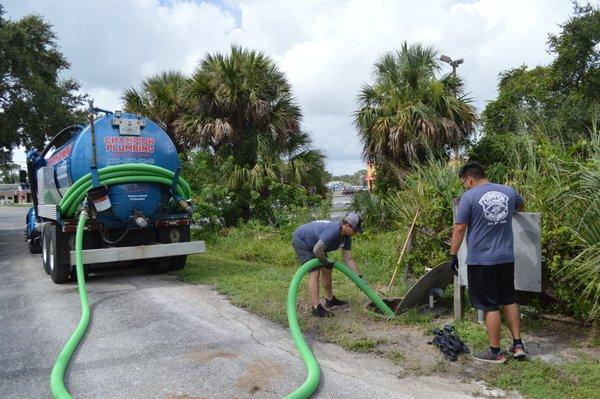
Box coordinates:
[342,186,364,195]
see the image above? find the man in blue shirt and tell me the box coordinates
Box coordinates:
[292,213,364,317]
[450,161,526,363]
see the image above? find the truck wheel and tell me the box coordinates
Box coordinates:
[45,224,71,284]
[157,225,190,271]
[42,224,52,274]
[29,227,42,254]
[29,237,42,254]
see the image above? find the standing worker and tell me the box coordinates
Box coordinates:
[292,213,364,317]
[450,161,526,363]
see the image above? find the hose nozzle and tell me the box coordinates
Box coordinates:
[178,199,193,214]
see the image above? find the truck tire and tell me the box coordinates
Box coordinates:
[157,225,190,271]
[29,236,42,254]
[44,223,72,284]
[42,223,52,274]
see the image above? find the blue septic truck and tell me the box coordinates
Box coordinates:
[24,104,204,283]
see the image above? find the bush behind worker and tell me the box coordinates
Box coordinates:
[292,213,363,317]
[450,161,526,363]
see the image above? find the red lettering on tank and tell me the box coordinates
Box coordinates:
[104,136,155,153]
[47,143,73,166]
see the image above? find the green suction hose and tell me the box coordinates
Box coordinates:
[49,164,191,398]
[284,259,394,399]
[50,211,89,399]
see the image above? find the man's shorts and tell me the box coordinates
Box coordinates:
[292,242,332,272]
[467,262,517,311]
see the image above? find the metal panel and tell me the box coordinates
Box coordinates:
[39,166,61,205]
[69,240,206,265]
[457,212,542,293]
[112,117,145,136]
[36,168,45,205]
[37,204,59,221]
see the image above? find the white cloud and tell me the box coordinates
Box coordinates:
[4,0,575,174]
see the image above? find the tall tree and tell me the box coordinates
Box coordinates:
[122,71,188,152]
[482,3,600,141]
[0,6,85,161]
[548,2,600,137]
[354,42,477,172]
[481,66,553,136]
[175,45,303,168]
[229,130,327,194]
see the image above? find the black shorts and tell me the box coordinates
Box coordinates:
[291,242,332,272]
[467,262,517,311]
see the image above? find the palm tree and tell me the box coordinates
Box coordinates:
[281,132,327,193]
[122,71,187,152]
[354,42,477,172]
[175,45,303,168]
[229,131,327,194]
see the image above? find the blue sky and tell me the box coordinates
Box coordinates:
[5,0,582,174]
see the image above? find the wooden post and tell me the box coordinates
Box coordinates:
[387,210,420,293]
[453,275,464,320]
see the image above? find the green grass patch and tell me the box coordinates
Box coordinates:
[338,336,382,352]
[452,319,489,350]
[487,357,600,399]
[386,349,406,364]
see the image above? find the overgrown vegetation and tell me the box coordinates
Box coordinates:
[351,3,600,323]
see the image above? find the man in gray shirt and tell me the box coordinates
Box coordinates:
[450,161,526,363]
[292,213,364,317]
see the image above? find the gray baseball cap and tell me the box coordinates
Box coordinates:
[344,212,363,233]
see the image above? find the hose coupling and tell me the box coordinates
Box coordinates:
[134,215,148,228]
[178,199,193,214]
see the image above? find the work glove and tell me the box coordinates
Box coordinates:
[449,254,459,276]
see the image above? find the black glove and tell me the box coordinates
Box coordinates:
[449,254,459,276]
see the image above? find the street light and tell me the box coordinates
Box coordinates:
[440,54,464,77]
[440,54,465,160]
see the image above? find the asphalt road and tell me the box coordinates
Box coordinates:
[0,206,478,399]
[330,194,353,221]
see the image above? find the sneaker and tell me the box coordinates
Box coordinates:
[508,343,527,359]
[472,348,507,364]
[325,296,348,308]
[311,304,333,318]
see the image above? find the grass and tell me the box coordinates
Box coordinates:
[487,357,600,399]
[178,224,600,399]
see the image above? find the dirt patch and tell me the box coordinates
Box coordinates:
[235,358,285,394]
[164,395,208,399]
[365,297,403,314]
[186,344,240,364]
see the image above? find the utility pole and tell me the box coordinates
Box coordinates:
[440,54,464,160]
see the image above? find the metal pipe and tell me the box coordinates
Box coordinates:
[88,101,97,169]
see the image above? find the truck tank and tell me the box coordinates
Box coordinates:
[38,112,180,224]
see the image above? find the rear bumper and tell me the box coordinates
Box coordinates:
[69,240,205,266]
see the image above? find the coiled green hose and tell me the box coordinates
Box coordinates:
[59,164,192,218]
[284,259,394,399]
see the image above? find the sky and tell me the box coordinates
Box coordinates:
[4,0,583,174]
